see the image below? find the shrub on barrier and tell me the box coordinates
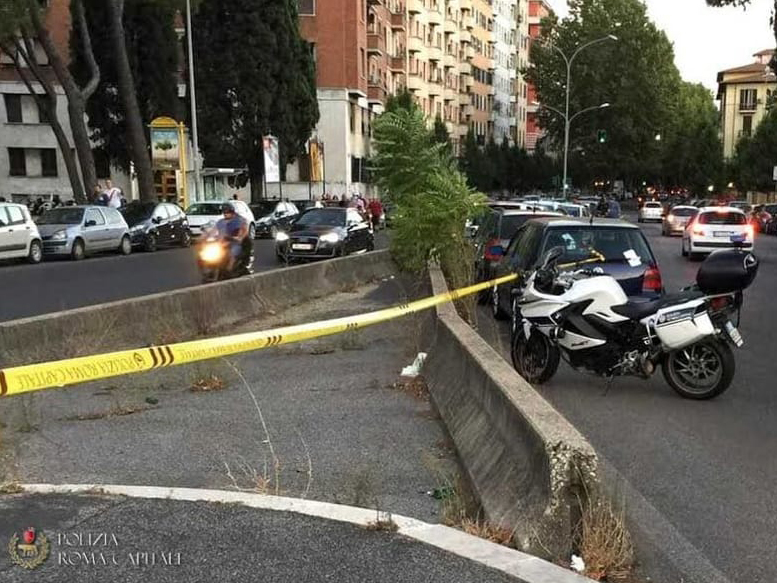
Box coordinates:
[371,98,486,321]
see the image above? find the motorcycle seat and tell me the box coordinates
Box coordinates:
[612,290,705,321]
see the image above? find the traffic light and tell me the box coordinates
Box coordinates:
[597,129,607,144]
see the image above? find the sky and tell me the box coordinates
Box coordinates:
[545,0,775,94]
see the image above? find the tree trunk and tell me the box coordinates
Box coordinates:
[26,0,97,198]
[4,39,85,202]
[106,0,156,202]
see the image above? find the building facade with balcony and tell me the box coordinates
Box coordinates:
[299,0,386,198]
[524,0,550,152]
[717,49,776,159]
[468,0,494,145]
[491,0,517,144]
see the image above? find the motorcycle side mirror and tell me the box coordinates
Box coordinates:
[542,246,565,268]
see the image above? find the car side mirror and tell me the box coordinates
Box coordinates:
[85,219,97,227]
[542,246,565,268]
[152,216,162,224]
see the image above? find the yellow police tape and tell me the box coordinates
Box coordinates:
[0,273,518,398]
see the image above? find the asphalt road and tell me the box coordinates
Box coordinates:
[0,233,387,323]
[475,217,777,583]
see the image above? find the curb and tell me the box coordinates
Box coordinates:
[15,483,593,583]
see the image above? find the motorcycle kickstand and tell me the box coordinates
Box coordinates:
[601,375,616,396]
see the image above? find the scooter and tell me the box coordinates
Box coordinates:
[197,227,254,283]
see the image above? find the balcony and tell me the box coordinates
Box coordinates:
[460,0,472,11]
[368,83,388,103]
[407,0,423,14]
[427,45,443,62]
[407,74,424,92]
[463,73,473,89]
[509,116,517,126]
[443,53,458,69]
[459,61,472,75]
[408,35,424,53]
[444,87,458,102]
[389,56,406,72]
[510,94,517,103]
[367,34,386,55]
[427,9,443,26]
[488,86,496,95]
[459,93,470,106]
[463,104,475,116]
[391,13,406,31]
[465,44,475,59]
[739,101,757,112]
[459,30,472,44]
[428,83,442,96]
[489,111,498,122]
[463,15,474,30]
[444,18,457,34]
[509,69,517,79]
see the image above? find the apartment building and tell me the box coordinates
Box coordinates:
[717,49,776,159]
[467,0,494,145]
[512,0,529,148]
[525,0,552,152]
[491,0,516,144]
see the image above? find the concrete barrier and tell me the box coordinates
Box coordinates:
[0,250,395,368]
[423,264,599,560]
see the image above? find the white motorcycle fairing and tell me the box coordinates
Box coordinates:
[520,275,630,351]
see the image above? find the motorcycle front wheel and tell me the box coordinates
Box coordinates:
[662,339,735,400]
[511,330,560,385]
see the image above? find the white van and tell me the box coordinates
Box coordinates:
[0,203,43,264]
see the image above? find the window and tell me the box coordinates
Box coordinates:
[4,94,22,123]
[40,149,57,177]
[0,208,7,227]
[37,101,50,124]
[6,205,25,226]
[298,0,315,14]
[347,209,364,225]
[698,212,746,225]
[742,114,753,137]
[8,148,26,176]
[85,208,105,226]
[153,204,169,220]
[165,204,181,219]
[739,88,757,111]
[105,208,125,225]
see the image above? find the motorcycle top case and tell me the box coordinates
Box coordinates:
[696,249,758,295]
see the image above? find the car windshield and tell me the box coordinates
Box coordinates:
[670,207,697,217]
[37,208,84,225]
[295,208,345,227]
[186,203,223,216]
[250,202,276,216]
[499,214,554,238]
[698,212,746,225]
[541,227,653,265]
[645,202,662,208]
[120,202,156,225]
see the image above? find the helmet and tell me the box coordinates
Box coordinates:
[221,202,236,214]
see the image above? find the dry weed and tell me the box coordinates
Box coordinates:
[190,374,226,393]
[391,376,430,401]
[460,518,516,547]
[61,404,152,422]
[365,513,399,533]
[578,494,634,581]
[0,482,24,494]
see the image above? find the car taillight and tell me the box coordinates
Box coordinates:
[745,225,754,239]
[643,264,663,293]
[693,227,705,236]
[484,238,504,261]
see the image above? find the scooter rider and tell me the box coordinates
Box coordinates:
[216,202,249,271]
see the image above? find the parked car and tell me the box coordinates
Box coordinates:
[0,202,43,264]
[473,209,562,301]
[250,200,299,238]
[490,217,663,320]
[556,203,591,218]
[186,201,256,239]
[728,200,752,214]
[661,205,698,236]
[638,201,664,223]
[37,206,131,260]
[275,207,373,262]
[682,207,753,260]
[763,204,777,235]
[121,201,191,251]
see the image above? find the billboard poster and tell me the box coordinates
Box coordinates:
[309,139,323,182]
[150,127,180,170]
[263,136,280,183]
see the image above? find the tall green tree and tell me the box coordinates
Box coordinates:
[730,108,777,191]
[193,0,319,199]
[432,115,452,158]
[72,0,180,175]
[527,0,681,188]
[663,82,723,195]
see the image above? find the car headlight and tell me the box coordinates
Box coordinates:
[275,232,289,242]
[51,230,67,240]
[320,232,341,244]
[130,224,145,233]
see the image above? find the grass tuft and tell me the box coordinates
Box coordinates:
[190,374,226,393]
[577,493,634,581]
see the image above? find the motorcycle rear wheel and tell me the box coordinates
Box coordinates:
[511,330,560,385]
[662,339,735,400]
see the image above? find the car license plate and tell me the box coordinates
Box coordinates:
[713,231,730,238]
[292,243,313,251]
[725,321,744,347]
[730,233,746,242]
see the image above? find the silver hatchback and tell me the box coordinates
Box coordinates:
[38,206,132,260]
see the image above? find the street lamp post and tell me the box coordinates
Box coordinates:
[540,35,618,197]
[185,0,201,201]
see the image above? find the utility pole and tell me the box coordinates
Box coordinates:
[186,0,201,201]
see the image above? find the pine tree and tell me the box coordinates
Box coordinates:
[193,0,319,200]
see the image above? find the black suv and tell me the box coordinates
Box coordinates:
[490,217,663,320]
